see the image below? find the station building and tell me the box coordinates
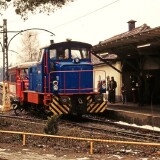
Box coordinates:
[93,20,160,106]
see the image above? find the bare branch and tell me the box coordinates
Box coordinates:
[20,31,40,62]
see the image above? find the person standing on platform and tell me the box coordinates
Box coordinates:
[130,75,138,103]
[137,73,145,106]
[109,76,117,103]
[121,83,127,104]
[106,76,111,103]
[146,73,155,105]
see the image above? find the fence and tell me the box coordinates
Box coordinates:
[0,130,160,154]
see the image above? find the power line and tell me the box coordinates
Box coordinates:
[8,0,120,31]
[49,0,120,30]
[6,0,120,38]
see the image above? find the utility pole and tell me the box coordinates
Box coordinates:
[3,19,8,81]
[2,19,10,112]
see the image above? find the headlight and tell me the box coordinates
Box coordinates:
[53,85,58,91]
[73,58,80,63]
[53,81,58,85]
[53,81,58,91]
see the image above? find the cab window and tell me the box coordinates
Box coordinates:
[71,48,90,59]
[58,48,64,59]
[37,49,44,62]
[20,69,28,79]
[71,49,81,59]
[57,48,69,60]
[64,49,69,59]
[82,48,89,59]
[50,49,56,59]
[10,73,16,82]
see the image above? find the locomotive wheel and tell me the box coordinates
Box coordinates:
[13,104,24,116]
[29,104,47,118]
[11,103,18,110]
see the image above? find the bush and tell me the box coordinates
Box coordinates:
[44,115,60,135]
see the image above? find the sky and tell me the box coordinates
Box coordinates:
[0,0,160,65]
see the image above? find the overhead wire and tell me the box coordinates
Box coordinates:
[48,0,120,30]
[7,0,120,33]
[3,0,121,48]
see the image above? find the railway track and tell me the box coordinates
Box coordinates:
[1,113,160,143]
[1,112,160,159]
[60,115,160,143]
[0,113,47,127]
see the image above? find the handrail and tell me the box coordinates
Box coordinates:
[48,69,106,93]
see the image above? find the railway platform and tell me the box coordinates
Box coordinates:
[104,102,160,128]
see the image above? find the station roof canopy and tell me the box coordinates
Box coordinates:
[93,22,160,61]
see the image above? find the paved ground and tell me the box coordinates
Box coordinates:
[1,146,159,160]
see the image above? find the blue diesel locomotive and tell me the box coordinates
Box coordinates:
[9,40,107,116]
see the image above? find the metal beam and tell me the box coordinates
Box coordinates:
[93,53,122,74]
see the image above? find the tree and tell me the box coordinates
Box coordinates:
[19,31,40,62]
[0,0,74,20]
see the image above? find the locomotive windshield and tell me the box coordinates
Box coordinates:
[50,47,90,60]
[50,49,56,59]
[71,48,89,59]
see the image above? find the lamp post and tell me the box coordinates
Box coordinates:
[8,28,55,49]
[2,19,55,81]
